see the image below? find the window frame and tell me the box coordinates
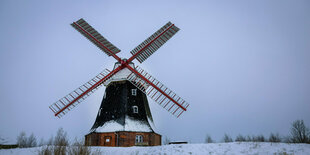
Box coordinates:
[131,89,137,96]
[133,106,138,113]
[135,135,143,143]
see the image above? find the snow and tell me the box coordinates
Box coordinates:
[147,116,157,132]
[91,120,124,132]
[0,148,37,155]
[124,116,152,132]
[104,66,132,86]
[91,116,152,133]
[0,136,15,145]
[1,142,310,155]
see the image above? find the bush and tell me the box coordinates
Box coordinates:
[252,135,265,142]
[17,132,37,148]
[17,132,27,148]
[289,120,310,143]
[222,134,233,143]
[38,128,101,155]
[53,128,69,155]
[54,128,69,146]
[205,134,214,143]
[245,135,252,142]
[235,134,246,142]
[68,139,91,155]
[28,133,37,147]
[38,139,101,155]
[37,145,52,155]
[269,133,281,142]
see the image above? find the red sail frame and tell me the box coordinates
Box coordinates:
[50,19,188,118]
[51,66,123,117]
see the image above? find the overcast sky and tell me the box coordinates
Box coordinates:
[0,0,309,143]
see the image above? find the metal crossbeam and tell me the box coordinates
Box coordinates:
[129,22,179,63]
[126,66,189,118]
[49,69,111,118]
[71,18,121,57]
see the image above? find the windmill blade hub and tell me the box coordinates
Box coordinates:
[104,61,136,86]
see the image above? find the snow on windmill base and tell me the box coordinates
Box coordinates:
[90,116,152,133]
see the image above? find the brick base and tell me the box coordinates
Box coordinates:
[85,131,161,147]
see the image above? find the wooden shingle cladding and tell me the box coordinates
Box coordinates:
[90,81,154,133]
[85,131,161,147]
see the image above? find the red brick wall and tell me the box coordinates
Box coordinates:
[85,131,161,147]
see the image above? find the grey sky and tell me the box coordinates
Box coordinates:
[0,0,309,143]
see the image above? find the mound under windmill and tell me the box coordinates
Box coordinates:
[49,18,190,147]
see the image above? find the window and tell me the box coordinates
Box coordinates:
[104,136,112,146]
[131,89,137,96]
[133,106,138,113]
[135,135,143,143]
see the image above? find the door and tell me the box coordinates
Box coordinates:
[104,136,112,146]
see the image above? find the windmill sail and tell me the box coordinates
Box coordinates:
[129,22,179,63]
[71,18,121,56]
[49,69,112,118]
[51,19,189,121]
[126,66,189,117]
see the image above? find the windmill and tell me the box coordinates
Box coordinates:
[49,18,190,147]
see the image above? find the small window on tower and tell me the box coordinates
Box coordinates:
[131,89,137,96]
[133,106,138,113]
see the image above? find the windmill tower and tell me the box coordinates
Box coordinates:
[49,18,190,147]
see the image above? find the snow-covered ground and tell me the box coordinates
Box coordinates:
[0,136,15,145]
[1,142,309,155]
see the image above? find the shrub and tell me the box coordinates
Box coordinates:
[245,135,252,142]
[37,145,52,155]
[289,120,310,143]
[205,134,214,143]
[252,135,265,142]
[53,128,69,155]
[235,134,246,142]
[54,128,69,146]
[17,132,27,148]
[269,133,281,142]
[222,134,233,143]
[68,139,91,155]
[28,133,37,147]
[17,132,37,148]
